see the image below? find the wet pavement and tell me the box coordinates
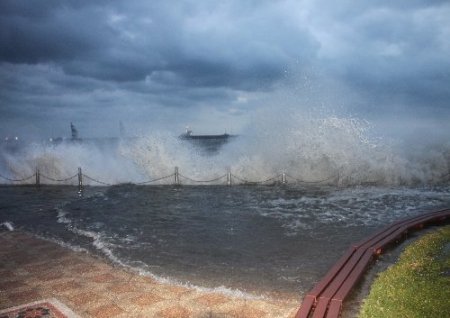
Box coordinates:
[0,231,299,318]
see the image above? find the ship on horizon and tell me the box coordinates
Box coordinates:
[179,127,237,154]
[179,127,236,141]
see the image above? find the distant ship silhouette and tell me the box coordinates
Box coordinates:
[49,124,236,155]
[179,128,235,141]
[179,128,237,154]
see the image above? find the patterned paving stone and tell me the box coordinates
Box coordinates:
[23,261,57,274]
[157,305,192,318]
[51,280,83,293]
[158,284,193,299]
[112,271,135,283]
[195,293,231,307]
[109,282,139,293]
[38,271,65,281]
[0,280,26,290]
[1,231,299,318]
[132,292,165,307]
[225,305,268,318]
[7,290,42,304]
[88,304,124,318]
[138,275,157,285]
[67,291,102,307]
[287,308,300,318]
[92,273,118,283]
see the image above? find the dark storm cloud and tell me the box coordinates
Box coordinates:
[1,0,449,137]
[0,1,109,64]
[1,0,316,87]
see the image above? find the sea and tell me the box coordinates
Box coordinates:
[1,117,449,299]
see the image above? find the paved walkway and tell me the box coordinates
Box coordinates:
[0,231,299,318]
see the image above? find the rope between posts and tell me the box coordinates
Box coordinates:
[40,173,78,182]
[285,172,339,184]
[0,173,36,182]
[135,174,175,185]
[259,175,282,184]
[1,167,341,186]
[82,174,113,186]
[179,173,228,183]
[231,173,281,185]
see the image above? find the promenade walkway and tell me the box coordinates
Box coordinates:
[0,231,298,318]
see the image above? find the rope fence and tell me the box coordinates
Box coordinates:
[39,173,78,183]
[134,174,175,185]
[230,173,281,185]
[0,166,342,191]
[0,173,36,183]
[178,173,228,184]
[82,174,113,186]
[2,166,449,195]
[285,172,339,184]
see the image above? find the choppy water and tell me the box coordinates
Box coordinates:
[1,117,450,298]
[1,184,449,298]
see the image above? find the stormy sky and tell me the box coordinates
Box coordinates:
[1,0,449,139]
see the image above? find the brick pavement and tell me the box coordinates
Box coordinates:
[0,231,298,318]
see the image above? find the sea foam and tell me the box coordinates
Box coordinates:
[1,114,449,186]
[1,221,14,231]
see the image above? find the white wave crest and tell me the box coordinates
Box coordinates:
[1,221,14,231]
[1,115,449,186]
[56,208,71,224]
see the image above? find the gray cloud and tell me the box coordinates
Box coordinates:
[1,0,449,138]
[1,0,316,85]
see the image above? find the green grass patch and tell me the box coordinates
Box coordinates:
[359,225,450,318]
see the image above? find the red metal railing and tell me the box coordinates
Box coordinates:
[295,208,450,318]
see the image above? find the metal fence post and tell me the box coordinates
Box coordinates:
[78,167,83,192]
[227,171,232,186]
[174,167,180,185]
[35,168,40,187]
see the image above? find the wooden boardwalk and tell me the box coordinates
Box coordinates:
[295,208,450,318]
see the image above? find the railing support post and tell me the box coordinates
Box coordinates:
[227,171,232,186]
[174,167,180,185]
[78,167,83,192]
[337,170,341,187]
[35,168,40,187]
[281,173,287,185]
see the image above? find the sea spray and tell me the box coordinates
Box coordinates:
[1,115,449,186]
[1,221,14,231]
[128,115,450,185]
[1,141,144,185]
